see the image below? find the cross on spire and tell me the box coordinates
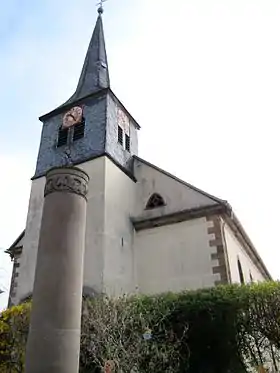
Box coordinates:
[97,0,107,14]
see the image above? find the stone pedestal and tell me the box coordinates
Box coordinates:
[25,167,89,373]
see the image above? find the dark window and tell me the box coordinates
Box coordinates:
[237,259,245,284]
[73,119,85,141]
[146,193,165,209]
[57,127,68,147]
[125,134,130,152]
[118,126,123,145]
[249,271,253,283]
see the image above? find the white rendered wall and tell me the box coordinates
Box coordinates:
[103,157,137,296]
[17,155,221,303]
[16,154,268,304]
[133,158,217,218]
[135,218,219,295]
[16,157,108,302]
[16,177,45,303]
[81,157,106,295]
[223,223,266,283]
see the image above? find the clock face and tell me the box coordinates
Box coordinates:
[62,106,83,128]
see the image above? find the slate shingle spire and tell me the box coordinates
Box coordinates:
[63,6,110,106]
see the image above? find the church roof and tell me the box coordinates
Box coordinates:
[5,230,25,259]
[38,8,140,130]
[40,9,110,120]
[63,10,110,107]
[63,10,110,106]
[133,156,227,206]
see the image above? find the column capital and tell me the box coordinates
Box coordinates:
[44,167,89,199]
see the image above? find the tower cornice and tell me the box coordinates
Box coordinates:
[39,88,109,122]
[39,88,141,130]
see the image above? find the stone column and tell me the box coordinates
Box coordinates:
[25,167,89,373]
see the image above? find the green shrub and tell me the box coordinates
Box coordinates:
[0,303,31,373]
[1,282,280,372]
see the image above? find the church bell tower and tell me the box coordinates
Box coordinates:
[34,6,140,179]
[11,6,141,306]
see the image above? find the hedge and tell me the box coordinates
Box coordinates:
[1,282,280,372]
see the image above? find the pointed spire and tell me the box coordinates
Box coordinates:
[63,9,110,106]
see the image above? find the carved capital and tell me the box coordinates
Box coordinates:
[44,167,89,199]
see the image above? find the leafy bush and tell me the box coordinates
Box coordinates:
[1,282,280,372]
[80,294,188,372]
[0,303,31,373]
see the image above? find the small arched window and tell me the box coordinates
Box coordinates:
[237,258,245,284]
[146,193,165,210]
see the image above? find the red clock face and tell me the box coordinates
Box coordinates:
[63,106,83,128]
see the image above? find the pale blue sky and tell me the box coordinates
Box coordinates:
[1,0,280,309]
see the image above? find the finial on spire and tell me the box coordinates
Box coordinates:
[97,0,107,15]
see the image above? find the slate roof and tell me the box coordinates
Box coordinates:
[39,11,110,121]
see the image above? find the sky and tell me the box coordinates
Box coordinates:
[1,0,280,310]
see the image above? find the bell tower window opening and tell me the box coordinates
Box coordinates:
[57,127,68,147]
[125,134,130,152]
[237,258,245,284]
[73,118,85,141]
[146,193,166,210]
[118,125,124,145]
[249,271,253,283]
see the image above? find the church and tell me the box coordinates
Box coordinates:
[6,8,271,307]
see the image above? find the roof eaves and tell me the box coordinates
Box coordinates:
[132,203,226,231]
[223,206,272,280]
[5,230,25,258]
[109,89,141,130]
[39,88,109,122]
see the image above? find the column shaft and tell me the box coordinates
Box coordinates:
[25,167,89,373]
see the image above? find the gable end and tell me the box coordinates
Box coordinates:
[133,155,226,205]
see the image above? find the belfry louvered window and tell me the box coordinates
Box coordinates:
[73,119,85,141]
[57,127,68,147]
[249,271,253,283]
[118,126,124,145]
[146,193,165,209]
[237,259,245,284]
[125,134,130,152]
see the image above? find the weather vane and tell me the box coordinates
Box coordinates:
[97,0,107,14]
